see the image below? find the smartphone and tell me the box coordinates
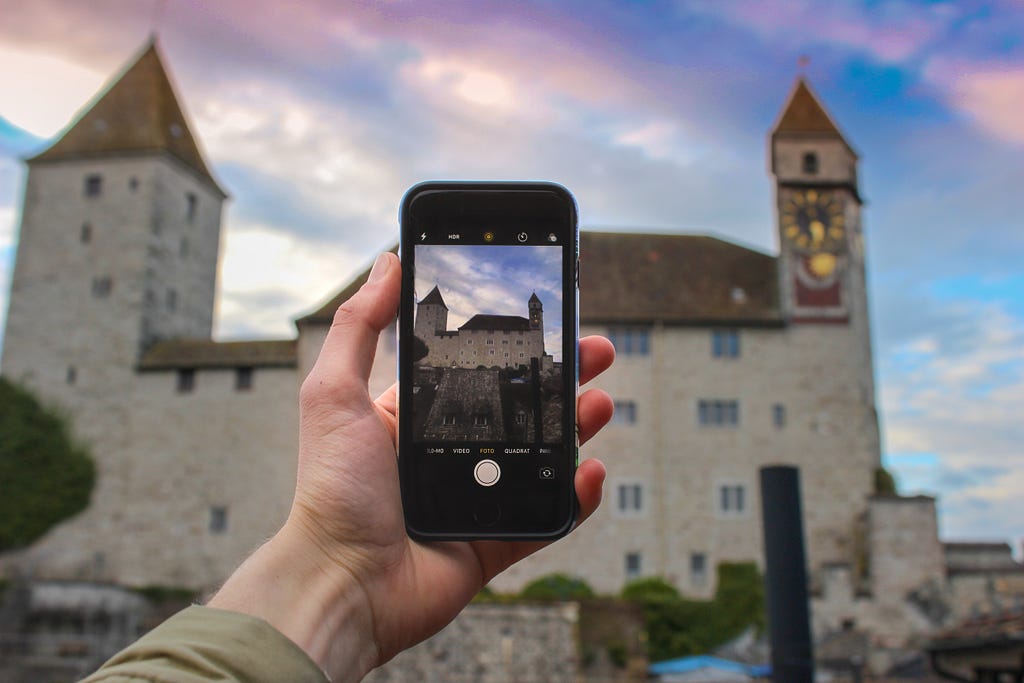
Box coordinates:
[398,182,579,541]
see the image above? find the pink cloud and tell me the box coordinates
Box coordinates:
[927,60,1024,145]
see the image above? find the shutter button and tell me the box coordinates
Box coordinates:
[473,459,501,487]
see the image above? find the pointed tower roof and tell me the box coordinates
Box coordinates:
[419,286,447,308]
[30,39,225,196]
[529,292,542,304]
[771,77,856,158]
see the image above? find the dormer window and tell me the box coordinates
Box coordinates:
[802,152,819,175]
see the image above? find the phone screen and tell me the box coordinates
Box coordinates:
[398,183,578,540]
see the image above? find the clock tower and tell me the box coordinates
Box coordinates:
[770,77,863,324]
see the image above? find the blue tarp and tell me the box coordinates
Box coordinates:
[649,655,771,678]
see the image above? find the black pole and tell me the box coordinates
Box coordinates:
[760,465,815,683]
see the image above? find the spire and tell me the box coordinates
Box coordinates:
[419,286,447,308]
[771,77,856,158]
[529,292,542,305]
[30,39,225,195]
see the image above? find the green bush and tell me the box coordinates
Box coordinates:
[622,576,682,602]
[874,466,898,495]
[519,573,595,601]
[625,563,765,662]
[0,378,95,551]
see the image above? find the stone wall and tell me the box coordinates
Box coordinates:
[365,603,580,683]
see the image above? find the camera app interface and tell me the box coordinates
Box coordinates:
[411,231,565,466]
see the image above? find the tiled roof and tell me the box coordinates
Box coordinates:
[419,286,447,307]
[771,77,856,158]
[929,609,1024,651]
[298,232,782,327]
[579,232,781,325]
[460,315,531,331]
[30,39,225,195]
[137,339,297,370]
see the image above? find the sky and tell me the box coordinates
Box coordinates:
[0,0,1022,548]
[414,244,564,361]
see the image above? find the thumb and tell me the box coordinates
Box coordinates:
[306,252,400,394]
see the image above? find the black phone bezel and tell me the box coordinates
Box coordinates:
[398,181,579,541]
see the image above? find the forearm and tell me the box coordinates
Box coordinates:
[208,523,379,682]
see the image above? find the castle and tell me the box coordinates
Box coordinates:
[2,40,1021,666]
[414,285,549,370]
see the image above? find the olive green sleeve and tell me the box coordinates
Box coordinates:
[81,605,329,683]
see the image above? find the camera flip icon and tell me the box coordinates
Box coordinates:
[539,466,555,480]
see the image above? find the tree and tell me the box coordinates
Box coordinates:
[0,378,95,551]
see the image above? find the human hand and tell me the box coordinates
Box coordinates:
[210,252,615,682]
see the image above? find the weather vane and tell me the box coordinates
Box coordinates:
[797,54,811,71]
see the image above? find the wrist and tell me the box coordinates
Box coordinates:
[208,523,379,682]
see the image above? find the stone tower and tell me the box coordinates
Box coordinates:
[528,292,543,333]
[771,78,861,320]
[414,285,448,338]
[1,39,226,405]
[768,77,881,564]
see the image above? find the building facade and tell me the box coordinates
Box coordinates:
[3,42,1020,662]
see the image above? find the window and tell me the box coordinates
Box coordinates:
[690,553,707,586]
[486,339,494,345]
[209,506,228,533]
[712,329,740,358]
[473,414,489,427]
[773,403,786,429]
[66,366,77,385]
[235,367,253,391]
[615,481,646,517]
[84,174,102,197]
[515,412,527,425]
[167,289,178,311]
[802,152,819,175]
[698,400,740,427]
[177,368,195,394]
[443,414,456,426]
[92,276,112,298]
[186,192,198,223]
[612,400,637,425]
[180,237,189,258]
[625,552,643,580]
[719,484,746,515]
[129,176,139,192]
[608,327,650,356]
[80,222,92,244]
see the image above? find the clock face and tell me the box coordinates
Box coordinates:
[781,189,846,252]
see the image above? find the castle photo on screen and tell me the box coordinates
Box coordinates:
[411,244,563,443]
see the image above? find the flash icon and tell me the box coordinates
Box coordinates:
[420,233,427,241]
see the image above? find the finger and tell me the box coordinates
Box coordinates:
[471,458,606,583]
[580,336,615,386]
[376,383,397,415]
[307,253,400,390]
[578,388,613,445]
[573,458,606,524]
